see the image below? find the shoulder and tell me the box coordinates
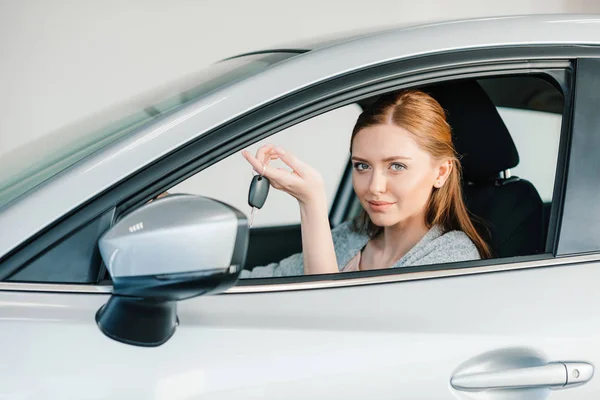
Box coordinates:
[431,228,481,262]
[331,220,369,269]
[401,226,481,267]
[330,219,359,239]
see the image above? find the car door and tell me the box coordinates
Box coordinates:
[1,52,599,400]
[176,57,600,400]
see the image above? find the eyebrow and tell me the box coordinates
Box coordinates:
[351,156,412,162]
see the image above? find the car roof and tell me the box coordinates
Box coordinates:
[1,14,600,260]
[237,14,600,53]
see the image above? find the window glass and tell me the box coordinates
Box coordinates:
[496,107,562,202]
[0,52,297,209]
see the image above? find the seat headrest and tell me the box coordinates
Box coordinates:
[425,80,519,182]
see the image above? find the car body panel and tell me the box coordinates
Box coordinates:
[2,260,600,399]
[1,14,600,259]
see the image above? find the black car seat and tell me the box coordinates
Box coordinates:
[425,80,545,258]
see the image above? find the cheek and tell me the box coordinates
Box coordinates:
[389,171,434,198]
[351,172,368,194]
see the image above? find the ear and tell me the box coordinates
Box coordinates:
[433,160,453,188]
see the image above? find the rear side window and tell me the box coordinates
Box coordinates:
[479,76,563,203]
[497,107,561,202]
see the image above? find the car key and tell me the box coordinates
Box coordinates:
[248,172,270,228]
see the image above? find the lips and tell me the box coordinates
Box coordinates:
[367,200,396,212]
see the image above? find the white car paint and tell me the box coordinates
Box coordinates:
[2,259,600,399]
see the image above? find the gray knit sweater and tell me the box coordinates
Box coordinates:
[240,221,481,278]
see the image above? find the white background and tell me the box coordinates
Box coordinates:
[0,0,589,225]
[1,0,597,154]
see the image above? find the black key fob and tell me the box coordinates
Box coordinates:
[248,175,270,209]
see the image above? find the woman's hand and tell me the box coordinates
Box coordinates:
[242,145,338,275]
[241,145,326,206]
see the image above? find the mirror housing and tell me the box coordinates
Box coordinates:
[96,194,248,346]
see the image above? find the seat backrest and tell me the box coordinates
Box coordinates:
[425,80,545,257]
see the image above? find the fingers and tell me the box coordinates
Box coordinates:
[241,147,301,189]
[241,146,321,202]
[256,144,276,165]
[242,145,308,177]
[272,147,309,177]
[264,166,302,185]
[241,149,278,175]
[241,150,265,175]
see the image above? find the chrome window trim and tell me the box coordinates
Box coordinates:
[0,282,112,294]
[0,252,597,294]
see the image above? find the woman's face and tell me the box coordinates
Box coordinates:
[351,124,450,229]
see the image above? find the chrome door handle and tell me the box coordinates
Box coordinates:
[451,362,594,391]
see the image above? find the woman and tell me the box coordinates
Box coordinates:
[240,90,490,278]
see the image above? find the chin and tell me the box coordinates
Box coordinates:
[366,212,400,228]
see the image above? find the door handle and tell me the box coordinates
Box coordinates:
[451,362,593,391]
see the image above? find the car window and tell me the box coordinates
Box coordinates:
[7,68,569,285]
[169,104,362,227]
[164,74,566,280]
[497,107,562,202]
[234,74,566,277]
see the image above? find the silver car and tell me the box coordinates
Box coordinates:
[1,14,600,400]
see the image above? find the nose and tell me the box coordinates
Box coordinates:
[368,170,387,194]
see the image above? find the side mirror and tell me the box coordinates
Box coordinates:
[96,194,248,347]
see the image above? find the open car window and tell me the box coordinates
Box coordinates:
[167,74,567,278]
[169,104,362,228]
[5,68,569,284]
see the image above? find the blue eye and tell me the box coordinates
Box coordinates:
[353,162,369,171]
[390,163,406,171]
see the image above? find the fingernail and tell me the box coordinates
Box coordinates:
[275,147,286,155]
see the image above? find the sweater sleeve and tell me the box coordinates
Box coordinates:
[239,221,355,279]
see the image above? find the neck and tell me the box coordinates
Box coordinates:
[377,214,429,262]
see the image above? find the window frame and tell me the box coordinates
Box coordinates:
[555,58,600,256]
[1,46,598,292]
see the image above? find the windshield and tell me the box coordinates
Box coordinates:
[0,52,298,209]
